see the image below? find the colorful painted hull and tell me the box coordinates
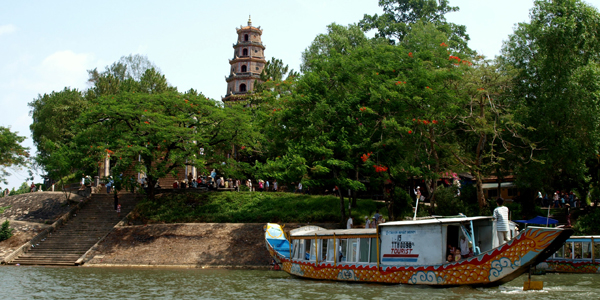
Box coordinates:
[536,260,600,273]
[266,225,572,286]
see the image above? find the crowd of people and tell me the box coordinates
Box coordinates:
[167,170,279,193]
[538,191,580,208]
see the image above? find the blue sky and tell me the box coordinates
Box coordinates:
[1,0,599,190]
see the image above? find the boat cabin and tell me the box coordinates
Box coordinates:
[549,236,600,261]
[289,216,517,267]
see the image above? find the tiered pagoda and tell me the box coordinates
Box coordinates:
[222,17,266,103]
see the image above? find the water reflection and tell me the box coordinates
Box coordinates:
[1,266,598,300]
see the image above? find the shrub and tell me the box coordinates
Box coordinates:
[435,186,470,216]
[134,192,387,224]
[0,220,13,242]
[573,208,600,235]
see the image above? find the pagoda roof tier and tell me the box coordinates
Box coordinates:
[233,41,265,49]
[229,57,267,64]
[236,26,262,35]
[225,73,262,82]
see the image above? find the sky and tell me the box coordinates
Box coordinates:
[1,0,599,190]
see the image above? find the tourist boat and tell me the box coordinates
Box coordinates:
[265,216,572,286]
[536,236,600,273]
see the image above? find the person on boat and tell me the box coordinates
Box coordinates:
[454,249,462,261]
[372,216,378,227]
[347,216,353,229]
[446,254,454,263]
[364,216,371,228]
[446,244,456,258]
[460,236,470,258]
[493,197,510,245]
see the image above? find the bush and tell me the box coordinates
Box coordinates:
[134,192,386,224]
[573,207,600,235]
[0,220,13,242]
[435,186,471,216]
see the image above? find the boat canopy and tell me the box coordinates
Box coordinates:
[379,216,493,227]
[514,216,558,225]
[291,228,376,238]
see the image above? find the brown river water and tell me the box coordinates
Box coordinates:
[1,266,598,299]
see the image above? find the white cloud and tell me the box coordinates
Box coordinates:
[0,24,16,36]
[36,50,96,91]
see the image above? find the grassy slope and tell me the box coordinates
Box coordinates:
[135,192,388,224]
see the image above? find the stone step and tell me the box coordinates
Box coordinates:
[8,194,139,266]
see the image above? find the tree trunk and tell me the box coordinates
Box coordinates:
[475,171,485,209]
[351,167,358,207]
[339,192,347,227]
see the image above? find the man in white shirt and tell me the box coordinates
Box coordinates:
[364,216,371,228]
[493,198,510,244]
[347,216,353,229]
[460,236,470,257]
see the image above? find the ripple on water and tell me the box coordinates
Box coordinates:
[1,267,600,300]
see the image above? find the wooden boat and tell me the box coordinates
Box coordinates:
[536,236,600,273]
[265,216,572,286]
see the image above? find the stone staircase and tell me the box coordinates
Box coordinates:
[8,193,139,266]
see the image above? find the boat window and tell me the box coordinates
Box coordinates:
[564,242,573,259]
[296,240,304,260]
[320,239,328,261]
[554,244,564,258]
[291,240,298,259]
[359,238,369,262]
[370,238,378,263]
[347,238,358,263]
[595,242,600,260]
[326,239,335,262]
[304,239,315,261]
[338,239,348,262]
[574,242,582,259]
[582,242,592,259]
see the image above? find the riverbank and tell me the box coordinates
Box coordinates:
[84,222,339,268]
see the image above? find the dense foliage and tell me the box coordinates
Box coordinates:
[0,126,29,185]
[134,192,385,224]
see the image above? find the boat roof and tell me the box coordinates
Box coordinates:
[291,228,376,237]
[379,216,493,227]
[566,236,600,240]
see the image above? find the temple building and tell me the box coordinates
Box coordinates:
[222,17,266,103]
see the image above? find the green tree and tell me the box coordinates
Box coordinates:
[500,0,600,197]
[0,126,29,185]
[73,85,248,200]
[28,88,87,164]
[257,24,381,223]
[9,182,31,196]
[87,54,159,84]
[359,0,471,53]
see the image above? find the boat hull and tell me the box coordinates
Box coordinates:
[536,260,600,273]
[266,226,572,286]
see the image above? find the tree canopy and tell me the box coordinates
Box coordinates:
[501,0,600,194]
[0,126,29,185]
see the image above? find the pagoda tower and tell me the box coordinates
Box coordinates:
[222,16,267,103]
